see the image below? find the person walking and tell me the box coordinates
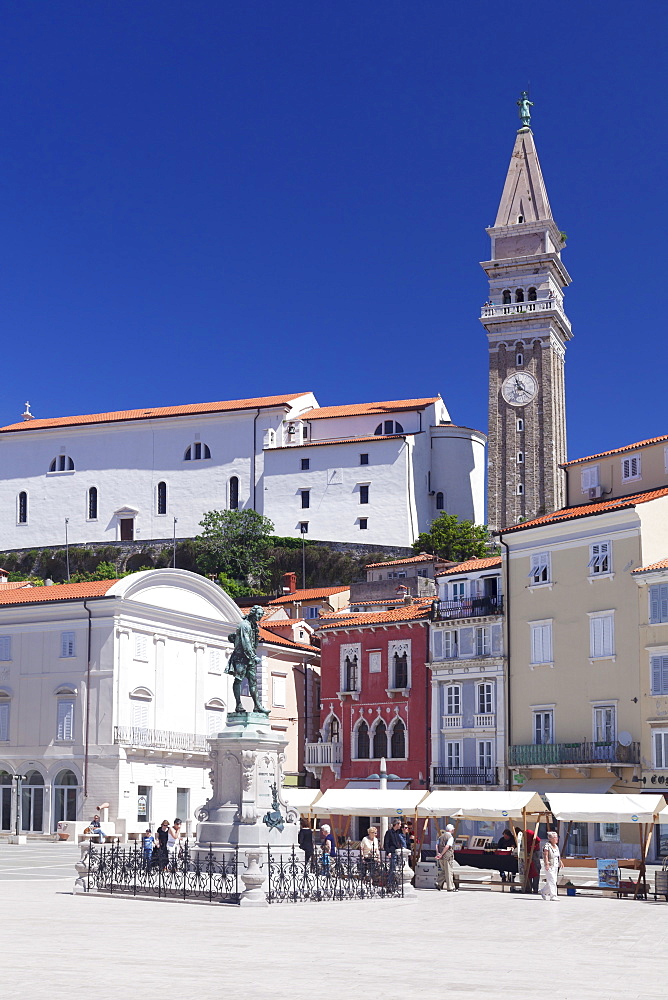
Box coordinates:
[142,827,155,869]
[435,824,456,891]
[541,830,563,900]
[524,829,541,893]
[156,819,170,869]
[319,823,336,874]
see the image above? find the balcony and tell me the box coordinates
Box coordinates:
[508,741,640,767]
[480,299,564,320]
[432,766,499,786]
[474,714,495,728]
[305,740,343,769]
[114,726,208,753]
[435,597,503,622]
[441,714,496,730]
[442,715,463,729]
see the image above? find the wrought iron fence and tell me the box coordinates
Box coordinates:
[508,741,640,766]
[267,845,404,902]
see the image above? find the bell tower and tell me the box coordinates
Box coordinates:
[482,100,572,530]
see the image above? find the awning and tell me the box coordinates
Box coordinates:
[547,793,667,824]
[417,790,546,821]
[522,777,615,795]
[311,788,428,817]
[281,788,322,812]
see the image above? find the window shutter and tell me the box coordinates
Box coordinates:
[0,703,8,741]
[491,623,503,655]
[134,635,148,661]
[57,700,74,741]
[132,700,149,730]
[655,732,664,769]
[0,636,10,661]
[209,649,221,674]
[61,632,75,657]
[458,627,474,656]
[432,630,443,660]
[207,709,223,736]
[652,656,668,695]
[591,618,602,657]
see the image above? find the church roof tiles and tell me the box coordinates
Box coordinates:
[562,434,668,466]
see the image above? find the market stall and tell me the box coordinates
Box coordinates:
[310,788,429,843]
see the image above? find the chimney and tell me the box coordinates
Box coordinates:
[22,401,34,421]
[282,572,297,595]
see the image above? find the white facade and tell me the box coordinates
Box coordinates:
[0,392,485,550]
[0,570,317,839]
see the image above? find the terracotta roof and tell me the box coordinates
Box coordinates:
[365,553,435,569]
[500,487,668,534]
[267,434,408,450]
[563,435,668,466]
[632,558,668,575]
[262,619,310,630]
[258,626,319,653]
[267,586,349,605]
[0,581,38,591]
[436,557,502,576]
[317,601,432,631]
[349,597,405,606]
[0,580,118,605]
[0,393,310,433]
[302,398,440,420]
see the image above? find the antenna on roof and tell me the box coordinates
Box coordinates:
[22,401,34,421]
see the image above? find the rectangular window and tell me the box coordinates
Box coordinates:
[451,581,466,600]
[368,651,382,673]
[132,700,149,730]
[593,706,615,743]
[206,709,224,736]
[299,521,308,534]
[360,454,369,466]
[0,702,9,741]
[300,490,310,509]
[0,636,11,661]
[446,741,461,769]
[359,485,369,504]
[137,785,151,823]
[176,788,190,820]
[649,584,668,624]
[530,622,552,664]
[444,631,457,658]
[446,685,461,715]
[301,458,310,470]
[478,740,493,769]
[599,823,620,842]
[590,613,614,658]
[208,649,222,674]
[475,626,490,656]
[57,700,74,741]
[194,442,202,460]
[134,634,149,661]
[654,730,668,769]
[651,656,668,695]
[588,541,611,575]
[477,683,493,715]
[621,454,641,481]
[60,632,76,658]
[529,552,550,585]
[304,606,319,619]
[359,518,368,530]
[272,675,286,708]
[533,710,553,745]
[431,630,443,660]
[580,465,600,492]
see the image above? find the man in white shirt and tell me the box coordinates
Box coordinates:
[436,823,456,891]
[541,830,563,900]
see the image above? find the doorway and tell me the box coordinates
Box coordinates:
[53,769,78,829]
[21,770,44,832]
[137,785,151,824]
[120,518,134,541]
[0,771,11,831]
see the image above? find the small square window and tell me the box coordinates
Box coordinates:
[360,454,369,466]
[60,632,76,658]
[359,518,368,530]
[301,458,310,471]
[621,454,641,481]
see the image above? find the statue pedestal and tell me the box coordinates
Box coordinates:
[194,713,299,905]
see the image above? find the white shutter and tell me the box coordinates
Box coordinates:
[61,632,75,657]
[655,732,666,769]
[591,615,613,657]
[134,634,148,661]
[132,700,149,730]
[207,709,223,736]
[57,700,74,741]
[0,702,9,741]
[444,631,456,658]
[581,466,599,491]
[0,636,11,661]
[208,649,221,674]
[431,630,443,660]
[491,623,503,655]
[458,627,474,656]
[531,623,551,663]
[272,675,286,708]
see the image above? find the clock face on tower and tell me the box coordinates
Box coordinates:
[501,371,538,406]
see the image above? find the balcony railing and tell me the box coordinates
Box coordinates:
[305,741,344,767]
[480,299,563,319]
[508,741,640,767]
[435,597,503,622]
[432,766,499,786]
[114,726,208,753]
[441,715,496,729]
[474,714,495,728]
[442,715,462,729]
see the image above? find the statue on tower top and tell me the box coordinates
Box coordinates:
[517,91,534,130]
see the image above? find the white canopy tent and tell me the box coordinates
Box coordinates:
[310,788,428,818]
[281,788,322,813]
[417,790,546,821]
[547,793,666,824]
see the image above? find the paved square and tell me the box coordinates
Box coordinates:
[0,844,665,1000]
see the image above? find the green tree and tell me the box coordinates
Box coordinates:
[196,509,275,589]
[412,513,490,562]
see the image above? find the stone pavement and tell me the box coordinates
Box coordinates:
[0,843,666,1000]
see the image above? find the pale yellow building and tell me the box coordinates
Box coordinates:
[499,434,668,858]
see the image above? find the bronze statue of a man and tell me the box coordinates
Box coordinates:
[225,605,269,715]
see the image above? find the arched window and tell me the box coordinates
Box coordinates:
[0,769,12,832]
[22,770,44,833]
[517,484,524,495]
[129,687,153,734]
[49,455,75,473]
[157,481,167,515]
[355,720,370,759]
[516,418,524,432]
[205,698,226,736]
[324,713,341,743]
[184,443,211,461]
[229,476,239,510]
[393,652,408,689]
[528,287,537,301]
[517,452,524,464]
[53,768,79,826]
[390,718,406,759]
[516,352,524,366]
[515,288,524,303]
[374,421,404,436]
[502,290,511,304]
[372,720,387,759]
[18,492,28,524]
[88,487,98,520]
[435,492,444,510]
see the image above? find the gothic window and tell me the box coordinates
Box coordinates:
[184,443,211,461]
[436,492,444,510]
[528,287,537,301]
[156,482,167,515]
[229,476,239,510]
[502,290,511,304]
[88,487,98,520]
[355,720,370,759]
[390,718,406,759]
[393,652,408,689]
[374,421,404,435]
[344,655,358,693]
[372,719,387,759]
[515,288,524,303]
[49,455,75,473]
[329,716,340,742]
[18,492,28,524]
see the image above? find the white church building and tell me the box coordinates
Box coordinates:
[0,570,319,840]
[0,391,485,550]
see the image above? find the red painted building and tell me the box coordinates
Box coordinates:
[307,601,432,836]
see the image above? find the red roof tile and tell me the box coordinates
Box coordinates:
[437,557,502,576]
[632,558,668,575]
[317,601,432,631]
[0,581,38,591]
[302,398,440,420]
[365,553,436,569]
[563,435,668,466]
[258,626,319,653]
[0,393,310,433]
[501,487,668,534]
[267,586,349,605]
[0,580,118,605]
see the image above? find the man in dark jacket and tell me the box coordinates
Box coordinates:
[383,818,406,876]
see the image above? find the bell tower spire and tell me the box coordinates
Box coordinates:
[482,98,572,531]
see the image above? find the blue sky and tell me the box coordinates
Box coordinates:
[0,1,665,462]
